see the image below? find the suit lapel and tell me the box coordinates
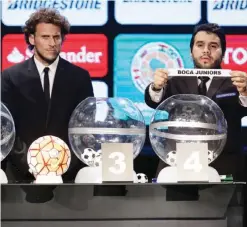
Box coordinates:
[182,77,198,94]
[26,57,46,105]
[182,76,227,99]
[207,77,226,99]
[50,57,65,103]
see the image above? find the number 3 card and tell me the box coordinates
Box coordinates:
[101,143,134,182]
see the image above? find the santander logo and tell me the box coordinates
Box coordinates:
[60,46,102,64]
[6,47,33,63]
[2,34,108,77]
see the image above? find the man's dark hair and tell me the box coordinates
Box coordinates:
[23,8,70,50]
[190,23,226,57]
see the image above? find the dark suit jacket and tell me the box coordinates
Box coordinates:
[145,76,247,180]
[1,57,94,185]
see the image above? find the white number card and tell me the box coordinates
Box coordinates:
[176,142,209,182]
[102,143,134,182]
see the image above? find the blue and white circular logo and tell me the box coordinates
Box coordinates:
[131,42,184,93]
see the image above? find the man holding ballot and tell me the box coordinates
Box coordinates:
[145,23,247,179]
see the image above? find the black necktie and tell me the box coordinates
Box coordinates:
[198,76,210,96]
[43,67,50,104]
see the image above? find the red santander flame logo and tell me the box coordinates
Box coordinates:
[2,34,108,78]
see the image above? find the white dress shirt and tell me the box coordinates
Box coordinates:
[34,56,59,97]
[149,77,247,107]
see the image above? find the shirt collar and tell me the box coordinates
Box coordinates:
[34,56,59,75]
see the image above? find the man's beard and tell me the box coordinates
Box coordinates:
[193,57,222,69]
[35,48,59,65]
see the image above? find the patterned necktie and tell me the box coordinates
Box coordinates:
[43,67,50,104]
[198,76,210,96]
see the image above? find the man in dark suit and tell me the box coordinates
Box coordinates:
[1,8,94,202]
[145,23,247,181]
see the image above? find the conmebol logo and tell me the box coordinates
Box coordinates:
[2,0,108,26]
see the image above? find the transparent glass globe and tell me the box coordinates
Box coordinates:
[149,94,227,166]
[1,102,16,162]
[68,97,146,166]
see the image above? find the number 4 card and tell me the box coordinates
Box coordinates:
[101,143,134,182]
[176,142,209,183]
